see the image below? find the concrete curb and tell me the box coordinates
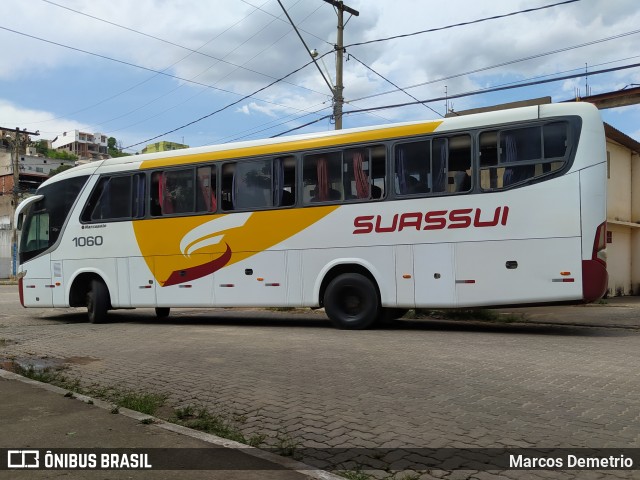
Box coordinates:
[0,368,344,480]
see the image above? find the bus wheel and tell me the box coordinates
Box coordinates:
[87,279,110,324]
[377,308,409,326]
[155,307,170,318]
[324,273,379,329]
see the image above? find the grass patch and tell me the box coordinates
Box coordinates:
[114,391,166,416]
[171,405,248,444]
[13,364,81,392]
[273,431,300,458]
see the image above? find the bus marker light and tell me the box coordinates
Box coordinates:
[220,284,235,287]
[179,285,192,288]
[553,278,575,283]
[26,285,36,289]
[560,271,571,276]
[139,285,152,289]
[257,277,264,281]
[55,282,61,286]
[402,274,412,279]
[266,283,280,287]
[456,280,476,284]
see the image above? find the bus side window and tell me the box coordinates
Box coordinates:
[304,152,343,204]
[445,135,472,193]
[480,122,569,191]
[196,165,217,213]
[82,175,135,222]
[221,163,235,211]
[274,156,296,207]
[395,141,431,195]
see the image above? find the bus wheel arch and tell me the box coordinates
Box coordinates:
[320,264,381,330]
[69,273,112,323]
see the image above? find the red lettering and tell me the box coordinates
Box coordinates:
[501,206,509,225]
[399,212,422,231]
[352,206,509,235]
[375,214,398,233]
[473,207,501,227]
[448,209,472,229]
[423,210,447,230]
[353,215,374,234]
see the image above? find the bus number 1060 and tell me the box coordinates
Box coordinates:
[72,236,104,247]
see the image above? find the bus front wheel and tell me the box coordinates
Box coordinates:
[324,273,379,330]
[155,307,170,318]
[87,279,110,324]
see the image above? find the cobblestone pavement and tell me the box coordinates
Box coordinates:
[1,285,639,479]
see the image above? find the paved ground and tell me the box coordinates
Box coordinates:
[1,284,639,479]
[0,371,326,480]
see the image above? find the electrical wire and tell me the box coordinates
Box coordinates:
[121,51,333,149]
[39,0,325,95]
[345,0,582,49]
[349,28,640,104]
[342,62,640,117]
[347,54,443,117]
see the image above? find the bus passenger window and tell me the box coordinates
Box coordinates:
[395,141,432,195]
[235,159,273,209]
[303,152,343,203]
[274,156,296,207]
[82,175,134,221]
[445,135,471,193]
[196,166,216,213]
[480,121,570,191]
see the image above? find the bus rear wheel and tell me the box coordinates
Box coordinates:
[324,273,379,329]
[87,279,110,324]
[155,307,170,318]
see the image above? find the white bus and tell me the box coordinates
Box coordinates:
[15,102,607,329]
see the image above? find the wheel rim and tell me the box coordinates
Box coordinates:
[339,286,364,317]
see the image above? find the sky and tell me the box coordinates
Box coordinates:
[1,0,639,153]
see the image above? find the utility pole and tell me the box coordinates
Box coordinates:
[1,126,40,277]
[278,0,358,130]
[323,0,359,130]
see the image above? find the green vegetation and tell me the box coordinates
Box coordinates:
[108,136,130,158]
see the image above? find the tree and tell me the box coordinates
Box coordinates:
[108,136,130,158]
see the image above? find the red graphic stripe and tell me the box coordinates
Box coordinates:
[163,243,232,287]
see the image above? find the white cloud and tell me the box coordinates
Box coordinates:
[0,99,93,139]
[1,0,639,145]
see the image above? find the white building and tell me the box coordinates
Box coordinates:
[52,130,108,161]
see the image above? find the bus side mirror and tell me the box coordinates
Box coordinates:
[16,213,23,231]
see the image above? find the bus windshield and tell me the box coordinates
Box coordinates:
[19,175,89,263]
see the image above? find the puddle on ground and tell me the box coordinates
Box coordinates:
[0,356,98,373]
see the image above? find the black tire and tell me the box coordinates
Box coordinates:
[87,279,110,324]
[376,307,409,326]
[324,273,379,329]
[155,307,170,318]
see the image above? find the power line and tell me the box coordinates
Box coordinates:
[39,0,325,96]
[347,54,443,118]
[345,0,581,49]
[349,28,640,104]
[238,0,332,47]
[342,62,640,117]
[0,24,331,125]
[121,52,333,149]
[268,61,640,137]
